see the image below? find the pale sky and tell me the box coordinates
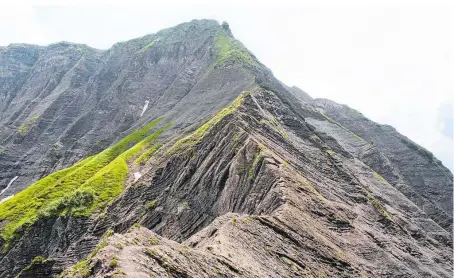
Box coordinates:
[0,2,453,172]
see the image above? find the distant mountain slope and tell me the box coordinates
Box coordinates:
[0,20,451,278]
[311,99,453,231]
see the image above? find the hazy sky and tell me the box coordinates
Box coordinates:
[1,3,453,171]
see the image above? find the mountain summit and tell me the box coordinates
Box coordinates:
[0,19,452,278]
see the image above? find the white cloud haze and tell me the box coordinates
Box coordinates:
[0,3,453,171]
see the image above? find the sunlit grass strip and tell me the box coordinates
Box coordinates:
[122,122,172,162]
[166,92,249,155]
[134,144,162,166]
[0,118,165,250]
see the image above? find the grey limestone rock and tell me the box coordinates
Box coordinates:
[0,20,452,278]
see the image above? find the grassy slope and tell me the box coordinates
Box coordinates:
[166,91,249,155]
[214,29,257,67]
[0,117,170,248]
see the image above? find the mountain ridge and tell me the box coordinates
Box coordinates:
[0,19,452,278]
[0,19,258,197]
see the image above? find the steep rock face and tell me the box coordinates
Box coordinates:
[1,89,452,278]
[0,19,262,198]
[0,20,452,278]
[310,99,453,232]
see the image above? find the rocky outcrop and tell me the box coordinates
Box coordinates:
[0,20,452,278]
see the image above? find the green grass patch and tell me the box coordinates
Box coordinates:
[103,228,114,239]
[112,269,126,277]
[145,200,157,210]
[166,92,249,155]
[134,144,161,166]
[0,117,167,250]
[144,248,157,257]
[366,192,392,221]
[18,114,40,136]
[214,30,257,67]
[109,257,118,268]
[148,236,159,245]
[22,256,49,272]
[137,40,156,53]
[351,132,366,143]
[371,199,392,221]
[70,239,108,276]
[120,122,172,161]
[37,188,96,218]
[232,129,246,143]
[249,147,262,178]
[260,116,289,139]
[373,172,387,183]
[132,122,172,166]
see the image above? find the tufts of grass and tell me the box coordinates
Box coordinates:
[351,132,366,143]
[18,114,40,136]
[71,239,108,276]
[281,160,288,168]
[145,200,157,210]
[112,269,126,277]
[132,122,172,166]
[0,117,167,251]
[103,228,114,239]
[365,192,392,221]
[248,148,262,178]
[22,256,49,271]
[116,242,123,249]
[309,134,323,144]
[134,144,161,166]
[166,92,249,155]
[232,129,246,145]
[109,257,118,268]
[373,172,387,183]
[370,199,392,221]
[137,40,156,53]
[279,256,303,275]
[144,248,157,257]
[148,236,159,245]
[129,223,142,231]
